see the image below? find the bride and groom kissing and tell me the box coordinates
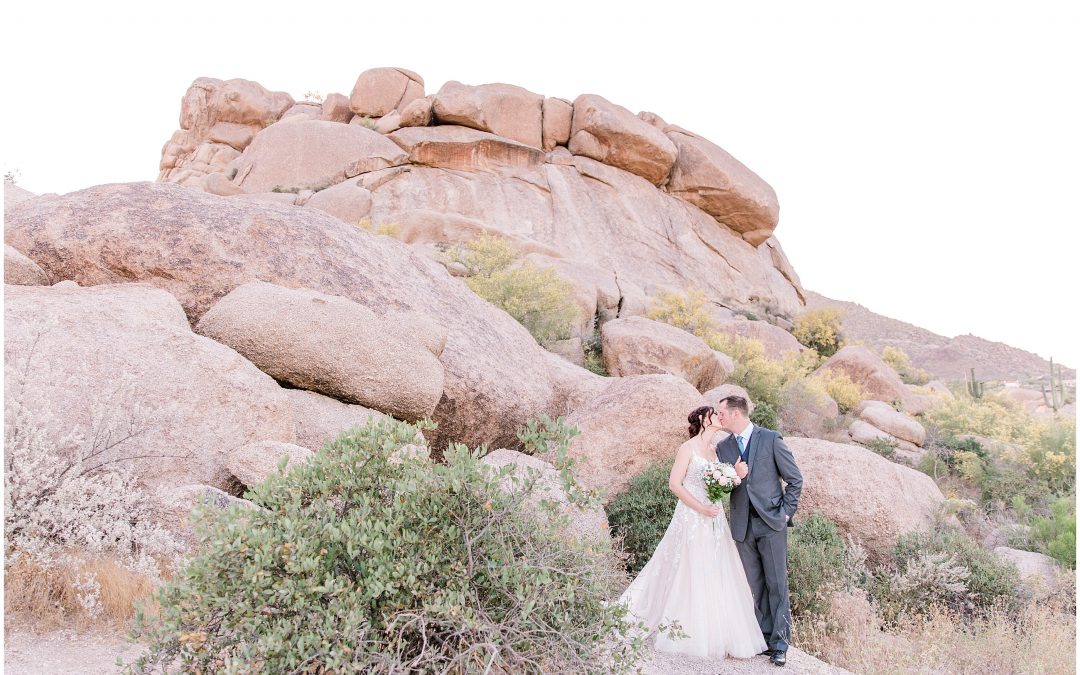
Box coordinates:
[620,395,804,667]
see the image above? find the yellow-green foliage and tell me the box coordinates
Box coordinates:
[793,307,845,358]
[356,216,401,238]
[882,346,931,385]
[457,235,580,345]
[645,289,715,336]
[817,369,866,414]
[646,291,823,413]
[925,393,1076,493]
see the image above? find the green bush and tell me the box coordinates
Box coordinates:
[605,462,676,575]
[582,328,608,376]
[1030,497,1076,569]
[750,399,778,430]
[458,235,581,345]
[128,419,644,674]
[881,346,931,385]
[879,528,1021,619]
[792,308,844,358]
[861,437,898,460]
[788,512,865,620]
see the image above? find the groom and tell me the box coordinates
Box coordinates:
[715,395,803,667]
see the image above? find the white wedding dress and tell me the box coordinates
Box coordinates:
[619,452,767,659]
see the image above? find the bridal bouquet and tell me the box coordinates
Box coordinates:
[701,461,741,502]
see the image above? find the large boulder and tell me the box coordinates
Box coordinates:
[4,245,49,285]
[195,281,445,421]
[993,547,1065,599]
[399,96,434,127]
[814,345,915,409]
[666,129,780,246]
[319,93,353,123]
[787,437,945,557]
[542,97,573,150]
[389,125,545,173]
[559,374,706,497]
[856,400,926,446]
[4,283,295,490]
[712,317,807,359]
[349,67,425,118]
[229,119,408,193]
[702,383,754,413]
[226,440,313,490]
[159,77,294,184]
[432,81,544,148]
[284,389,386,452]
[568,94,678,186]
[360,158,805,318]
[481,449,609,548]
[4,182,563,450]
[601,316,730,392]
[847,420,923,461]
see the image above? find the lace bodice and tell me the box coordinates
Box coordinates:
[682,453,714,505]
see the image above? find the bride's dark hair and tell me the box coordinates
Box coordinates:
[687,405,716,438]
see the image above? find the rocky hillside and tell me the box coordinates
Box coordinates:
[156,69,805,340]
[805,291,1074,383]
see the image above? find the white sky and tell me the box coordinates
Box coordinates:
[3,1,1077,367]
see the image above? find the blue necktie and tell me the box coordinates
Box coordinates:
[736,434,747,461]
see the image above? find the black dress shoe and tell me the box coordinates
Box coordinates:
[770,651,787,667]
[759,649,775,657]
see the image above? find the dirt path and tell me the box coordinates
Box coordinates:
[4,626,145,674]
[4,626,848,674]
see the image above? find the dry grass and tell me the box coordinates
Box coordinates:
[4,553,159,631]
[797,590,1076,675]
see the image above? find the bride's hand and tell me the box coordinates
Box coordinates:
[699,503,721,518]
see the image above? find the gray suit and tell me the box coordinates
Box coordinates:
[718,425,802,653]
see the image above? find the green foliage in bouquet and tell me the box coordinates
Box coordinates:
[127,419,645,674]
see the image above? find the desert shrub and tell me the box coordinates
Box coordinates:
[925,397,1075,495]
[645,288,715,336]
[816,369,865,413]
[4,348,183,626]
[788,512,866,620]
[749,399,779,430]
[356,216,401,238]
[881,346,931,385]
[877,528,1021,620]
[861,437,898,459]
[1028,496,1076,569]
[457,235,580,345]
[129,418,645,674]
[792,307,844,358]
[516,413,580,457]
[582,328,608,376]
[777,377,835,438]
[798,590,1076,675]
[605,461,676,575]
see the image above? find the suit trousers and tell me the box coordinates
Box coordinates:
[735,512,791,652]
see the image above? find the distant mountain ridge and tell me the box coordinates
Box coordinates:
[805,291,1074,383]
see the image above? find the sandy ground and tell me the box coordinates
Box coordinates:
[3,626,849,674]
[3,625,145,675]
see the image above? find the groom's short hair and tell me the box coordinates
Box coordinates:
[718,395,749,416]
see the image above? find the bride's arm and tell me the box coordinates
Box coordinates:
[668,443,720,517]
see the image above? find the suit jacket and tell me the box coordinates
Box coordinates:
[717,425,803,543]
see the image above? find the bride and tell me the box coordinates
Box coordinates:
[619,405,767,659]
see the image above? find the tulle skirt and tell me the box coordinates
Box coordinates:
[619,501,767,659]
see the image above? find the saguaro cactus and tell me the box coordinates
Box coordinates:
[967,368,984,400]
[1041,357,1066,412]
